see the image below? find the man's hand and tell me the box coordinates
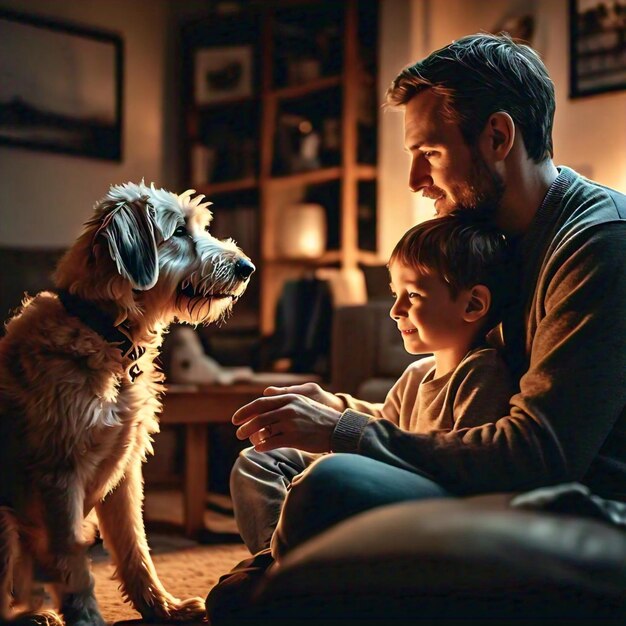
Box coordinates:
[232,389,343,453]
[263,382,345,412]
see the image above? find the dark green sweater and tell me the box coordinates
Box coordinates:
[333,166,626,500]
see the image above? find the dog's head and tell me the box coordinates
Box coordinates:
[55,181,254,326]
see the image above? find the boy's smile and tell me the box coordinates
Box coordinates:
[388,258,478,375]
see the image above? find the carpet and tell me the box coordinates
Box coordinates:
[92,535,250,624]
[91,489,250,624]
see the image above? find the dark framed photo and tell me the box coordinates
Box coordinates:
[194,45,254,105]
[0,9,123,160]
[569,0,626,98]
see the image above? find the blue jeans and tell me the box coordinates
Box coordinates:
[230,447,451,557]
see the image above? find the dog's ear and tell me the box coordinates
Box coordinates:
[95,197,162,290]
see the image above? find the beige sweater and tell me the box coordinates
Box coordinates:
[332,348,514,483]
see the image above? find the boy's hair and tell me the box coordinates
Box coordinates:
[385,33,555,163]
[389,213,514,333]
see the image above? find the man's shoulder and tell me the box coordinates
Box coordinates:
[560,166,626,224]
[541,167,626,263]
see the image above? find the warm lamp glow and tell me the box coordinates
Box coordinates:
[278,203,327,258]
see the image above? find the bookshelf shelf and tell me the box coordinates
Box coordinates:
[195,178,258,195]
[268,75,343,100]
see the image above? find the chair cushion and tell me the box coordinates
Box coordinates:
[249,495,626,624]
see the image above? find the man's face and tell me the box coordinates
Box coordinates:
[404,90,504,218]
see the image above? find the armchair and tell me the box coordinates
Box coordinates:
[329,300,420,399]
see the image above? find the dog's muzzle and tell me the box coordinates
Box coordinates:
[178,258,254,303]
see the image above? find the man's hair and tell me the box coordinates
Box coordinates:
[389,213,515,333]
[386,33,555,163]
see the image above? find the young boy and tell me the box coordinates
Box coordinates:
[228,212,517,559]
[337,211,515,438]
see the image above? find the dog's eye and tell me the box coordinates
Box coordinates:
[173,225,187,237]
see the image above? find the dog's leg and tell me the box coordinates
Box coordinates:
[95,458,205,622]
[0,506,18,621]
[37,479,105,626]
[0,508,63,626]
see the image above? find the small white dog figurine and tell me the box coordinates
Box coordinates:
[0,182,254,625]
[168,326,253,385]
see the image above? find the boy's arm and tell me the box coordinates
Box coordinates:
[337,356,434,422]
[263,358,434,421]
[337,357,435,424]
[334,394,385,418]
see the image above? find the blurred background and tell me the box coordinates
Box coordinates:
[1,0,624,535]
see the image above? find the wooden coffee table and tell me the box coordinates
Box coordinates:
[160,373,320,539]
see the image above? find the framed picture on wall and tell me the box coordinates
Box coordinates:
[0,9,123,160]
[194,45,254,105]
[569,0,626,98]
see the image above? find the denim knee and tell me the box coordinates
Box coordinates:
[280,456,357,526]
[272,455,362,557]
[289,454,355,502]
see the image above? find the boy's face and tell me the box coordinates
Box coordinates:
[403,89,504,218]
[388,259,471,356]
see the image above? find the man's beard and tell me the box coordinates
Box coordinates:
[453,148,505,219]
[430,148,505,220]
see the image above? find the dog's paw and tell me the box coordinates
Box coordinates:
[167,596,207,622]
[11,610,65,626]
[61,592,106,626]
[142,595,207,623]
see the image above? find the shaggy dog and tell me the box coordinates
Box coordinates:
[0,182,255,625]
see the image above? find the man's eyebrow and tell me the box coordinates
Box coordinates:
[406,140,442,152]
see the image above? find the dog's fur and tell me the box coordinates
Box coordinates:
[0,182,254,625]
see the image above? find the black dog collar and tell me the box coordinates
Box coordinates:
[56,290,145,382]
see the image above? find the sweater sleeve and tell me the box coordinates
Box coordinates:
[331,356,434,452]
[334,224,626,495]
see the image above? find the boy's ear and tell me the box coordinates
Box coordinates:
[463,285,490,323]
[479,111,515,162]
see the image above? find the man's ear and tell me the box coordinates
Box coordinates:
[479,111,515,162]
[463,285,491,323]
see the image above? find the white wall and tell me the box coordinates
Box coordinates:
[0,0,172,247]
[377,0,415,263]
[378,0,626,258]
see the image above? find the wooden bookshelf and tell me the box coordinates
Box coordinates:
[182,0,380,337]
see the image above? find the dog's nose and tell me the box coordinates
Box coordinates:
[235,258,255,280]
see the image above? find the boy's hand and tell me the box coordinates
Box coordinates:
[263,382,345,412]
[232,391,343,453]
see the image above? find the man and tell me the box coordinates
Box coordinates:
[227,32,626,561]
